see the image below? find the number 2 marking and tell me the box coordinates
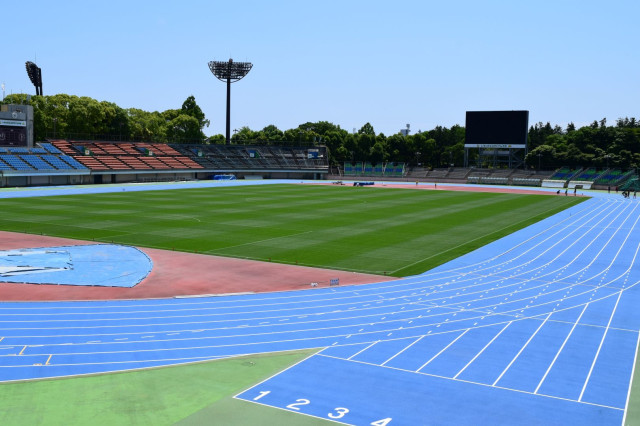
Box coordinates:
[253,390,270,401]
[328,407,349,419]
[286,399,310,411]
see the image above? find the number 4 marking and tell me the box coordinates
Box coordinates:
[371,418,392,426]
[253,390,270,401]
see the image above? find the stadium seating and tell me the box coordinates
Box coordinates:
[549,167,581,181]
[8,147,30,154]
[59,155,88,170]
[39,142,63,154]
[20,155,55,170]
[8,140,327,175]
[0,157,13,170]
[0,154,33,171]
[41,155,75,170]
[594,169,634,186]
[574,168,599,181]
[74,156,110,170]
[94,156,132,170]
[383,163,397,176]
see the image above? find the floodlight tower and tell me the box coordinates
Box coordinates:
[25,61,43,96]
[208,58,252,144]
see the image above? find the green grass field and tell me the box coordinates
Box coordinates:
[0,349,335,426]
[0,184,585,277]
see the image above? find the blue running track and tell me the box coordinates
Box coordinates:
[0,182,638,425]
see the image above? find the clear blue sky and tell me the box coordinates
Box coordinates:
[2,0,638,136]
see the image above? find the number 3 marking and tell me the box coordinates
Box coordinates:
[286,399,310,411]
[328,407,349,419]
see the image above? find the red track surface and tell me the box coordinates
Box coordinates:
[0,231,394,301]
[305,181,582,196]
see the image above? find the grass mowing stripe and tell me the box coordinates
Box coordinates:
[0,185,585,276]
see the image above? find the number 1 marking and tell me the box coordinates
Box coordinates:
[253,390,271,401]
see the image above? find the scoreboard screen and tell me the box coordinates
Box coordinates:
[465,111,529,148]
[0,120,28,146]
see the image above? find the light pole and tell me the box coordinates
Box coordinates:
[537,153,541,171]
[208,59,253,145]
[52,118,57,139]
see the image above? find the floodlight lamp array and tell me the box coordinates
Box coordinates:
[208,59,253,83]
[25,61,43,95]
[25,61,41,86]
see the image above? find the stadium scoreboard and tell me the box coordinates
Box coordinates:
[0,104,34,147]
[464,110,529,149]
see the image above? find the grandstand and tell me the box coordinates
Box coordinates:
[538,167,637,190]
[594,169,636,187]
[0,139,329,187]
[342,161,405,178]
[1,138,637,190]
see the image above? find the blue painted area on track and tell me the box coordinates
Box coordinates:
[1,181,639,424]
[0,244,151,287]
[0,179,295,199]
[236,354,622,425]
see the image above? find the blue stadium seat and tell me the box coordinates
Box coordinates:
[8,147,30,154]
[41,155,74,170]
[0,157,13,170]
[0,154,34,170]
[39,143,63,154]
[60,155,88,169]
[21,155,55,170]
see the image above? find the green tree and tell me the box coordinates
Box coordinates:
[525,145,557,170]
[358,122,375,136]
[181,95,209,130]
[165,115,202,143]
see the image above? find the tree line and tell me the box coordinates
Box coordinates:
[2,93,639,170]
[2,93,209,144]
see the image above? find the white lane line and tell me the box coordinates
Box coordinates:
[578,207,640,402]
[492,313,552,387]
[578,289,625,402]
[622,331,640,426]
[346,340,380,361]
[416,329,470,373]
[453,321,512,380]
[534,302,589,394]
[318,352,624,411]
[380,335,426,367]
